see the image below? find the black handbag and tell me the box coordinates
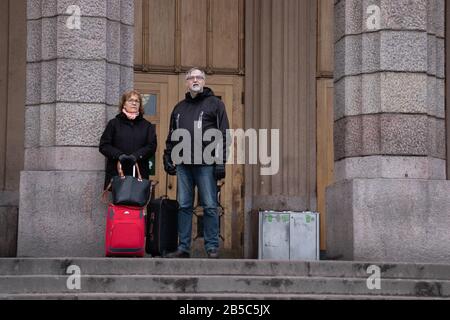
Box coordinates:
[111,162,151,207]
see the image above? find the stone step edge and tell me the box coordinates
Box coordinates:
[2,274,450,282]
[1,275,449,297]
[1,293,449,300]
[3,259,450,280]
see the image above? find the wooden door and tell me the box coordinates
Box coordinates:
[134,0,245,74]
[0,0,25,193]
[135,73,244,257]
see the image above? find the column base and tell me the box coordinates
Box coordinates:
[326,179,450,263]
[18,171,106,257]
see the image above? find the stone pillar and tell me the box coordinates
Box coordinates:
[18,0,134,256]
[327,0,450,263]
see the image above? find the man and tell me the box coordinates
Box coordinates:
[163,68,229,259]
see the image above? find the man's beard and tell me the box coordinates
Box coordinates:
[190,84,203,93]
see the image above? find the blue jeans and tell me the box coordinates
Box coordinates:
[176,165,219,253]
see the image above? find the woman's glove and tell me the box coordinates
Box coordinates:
[118,154,137,166]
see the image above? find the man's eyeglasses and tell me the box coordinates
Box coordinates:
[127,99,140,105]
[186,75,205,81]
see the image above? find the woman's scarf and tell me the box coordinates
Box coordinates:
[122,109,139,120]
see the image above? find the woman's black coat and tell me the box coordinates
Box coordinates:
[99,113,157,189]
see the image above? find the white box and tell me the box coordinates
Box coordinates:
[258,211,320,261]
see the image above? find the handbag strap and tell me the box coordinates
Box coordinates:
[116,161,144,180]
[101,181,112,204]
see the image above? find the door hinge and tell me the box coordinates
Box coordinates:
[241,92,245,105]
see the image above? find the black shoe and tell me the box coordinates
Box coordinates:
[165,250,190,258]
[207,249,219,259]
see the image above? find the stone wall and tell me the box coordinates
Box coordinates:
[18,0,134,257]
[327,0,450,263]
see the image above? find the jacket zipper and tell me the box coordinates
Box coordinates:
[197,111,204,129]
[176,114,180,129]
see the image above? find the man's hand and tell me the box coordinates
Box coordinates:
[163,154,177,176]
[214,164,225,181]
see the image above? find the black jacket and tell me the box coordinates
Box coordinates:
[99,113,157,189]
[164,87,229,165]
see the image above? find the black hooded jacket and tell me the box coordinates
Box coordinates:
[164,87,229,165]
[99,113,157,189]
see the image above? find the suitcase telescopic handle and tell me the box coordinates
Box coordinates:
[164,173,169,198]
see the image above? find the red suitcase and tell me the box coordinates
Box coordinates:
[105,204,145,257]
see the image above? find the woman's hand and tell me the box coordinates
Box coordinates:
[119,154,137,166]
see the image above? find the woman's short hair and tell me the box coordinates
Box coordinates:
[119,90,144,114]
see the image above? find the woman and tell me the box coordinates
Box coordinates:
[100,90,157,189]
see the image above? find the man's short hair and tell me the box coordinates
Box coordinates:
[185,67,206,80]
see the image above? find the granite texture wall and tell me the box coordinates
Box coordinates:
[18,0,134,257]
[327,0,450,263]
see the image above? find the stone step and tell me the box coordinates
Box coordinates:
[1,275,449,298]
[2,258,450,280]
[0,293,448,300]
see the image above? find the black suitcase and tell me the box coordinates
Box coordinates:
[146,196,179,257]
